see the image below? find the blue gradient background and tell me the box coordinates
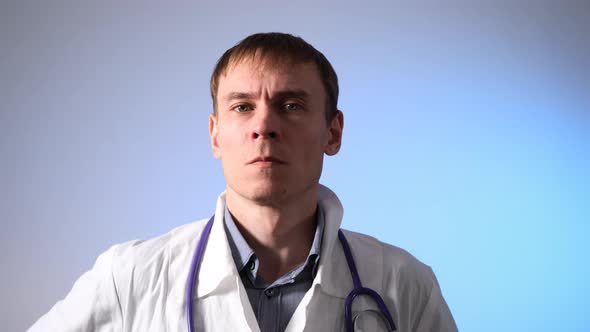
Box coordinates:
[1,1,588,331]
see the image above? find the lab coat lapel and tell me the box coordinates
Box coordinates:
[313,185,352,298]
[285,185,350,331]
[313,185,384,299]
[194,192,260,331]
[195,192,236,297]
[285,185,385,331]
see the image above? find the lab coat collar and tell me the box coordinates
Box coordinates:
[311,185,351,298]
[194,191,239,298]
[194,184,383,300]
[313,185,384,300]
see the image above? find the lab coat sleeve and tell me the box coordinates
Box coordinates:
[414,268,458,332]
[27,245,124,332]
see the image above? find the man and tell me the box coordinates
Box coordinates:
[29,32,457,331]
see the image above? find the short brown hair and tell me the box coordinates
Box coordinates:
[210,32,339,123]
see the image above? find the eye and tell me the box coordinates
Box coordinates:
[283,103,302,112]
[233,104,252,113]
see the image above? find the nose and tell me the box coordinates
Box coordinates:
[251,104,280,140]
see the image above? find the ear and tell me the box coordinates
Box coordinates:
[324,110,344,156]
[209,113,221,159]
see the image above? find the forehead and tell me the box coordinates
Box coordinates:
[217,58,325,101]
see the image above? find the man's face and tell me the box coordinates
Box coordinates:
[209,58,343,205]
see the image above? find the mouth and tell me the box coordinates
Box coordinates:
[248,156,286,166]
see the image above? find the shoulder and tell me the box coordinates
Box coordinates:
[110,218,209,263]
[103,219,210,297]
[340,230,453,329]
[27,219,210,332]
[105,218,210,277]
[340,229,436,292]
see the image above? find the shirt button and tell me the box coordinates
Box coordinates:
[264,288,275,297]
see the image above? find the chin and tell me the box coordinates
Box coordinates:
[248,185,289,205]
[237,178,319,206]
[227,179,289,205]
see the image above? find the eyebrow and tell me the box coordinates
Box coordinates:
[223,89,311,103]
[223,92,256,102]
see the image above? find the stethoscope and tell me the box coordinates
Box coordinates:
[185,216,397,332]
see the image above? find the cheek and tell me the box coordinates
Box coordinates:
[218,121,246,145]
[302,125,329,151]
[217,127,247,162]
[297,127,329,164]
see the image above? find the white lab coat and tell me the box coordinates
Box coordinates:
[29,185,458,331]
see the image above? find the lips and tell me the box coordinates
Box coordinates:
[248,156,286,164]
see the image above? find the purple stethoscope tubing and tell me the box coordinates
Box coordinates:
[185,216,214,332]
[338,230,397,332]
[185,216,396,332]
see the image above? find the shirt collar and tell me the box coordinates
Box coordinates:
[195,185,349,299]
[223,206,255,272]
[223,204,325,278]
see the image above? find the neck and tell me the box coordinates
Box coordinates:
[225,186,318,283]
